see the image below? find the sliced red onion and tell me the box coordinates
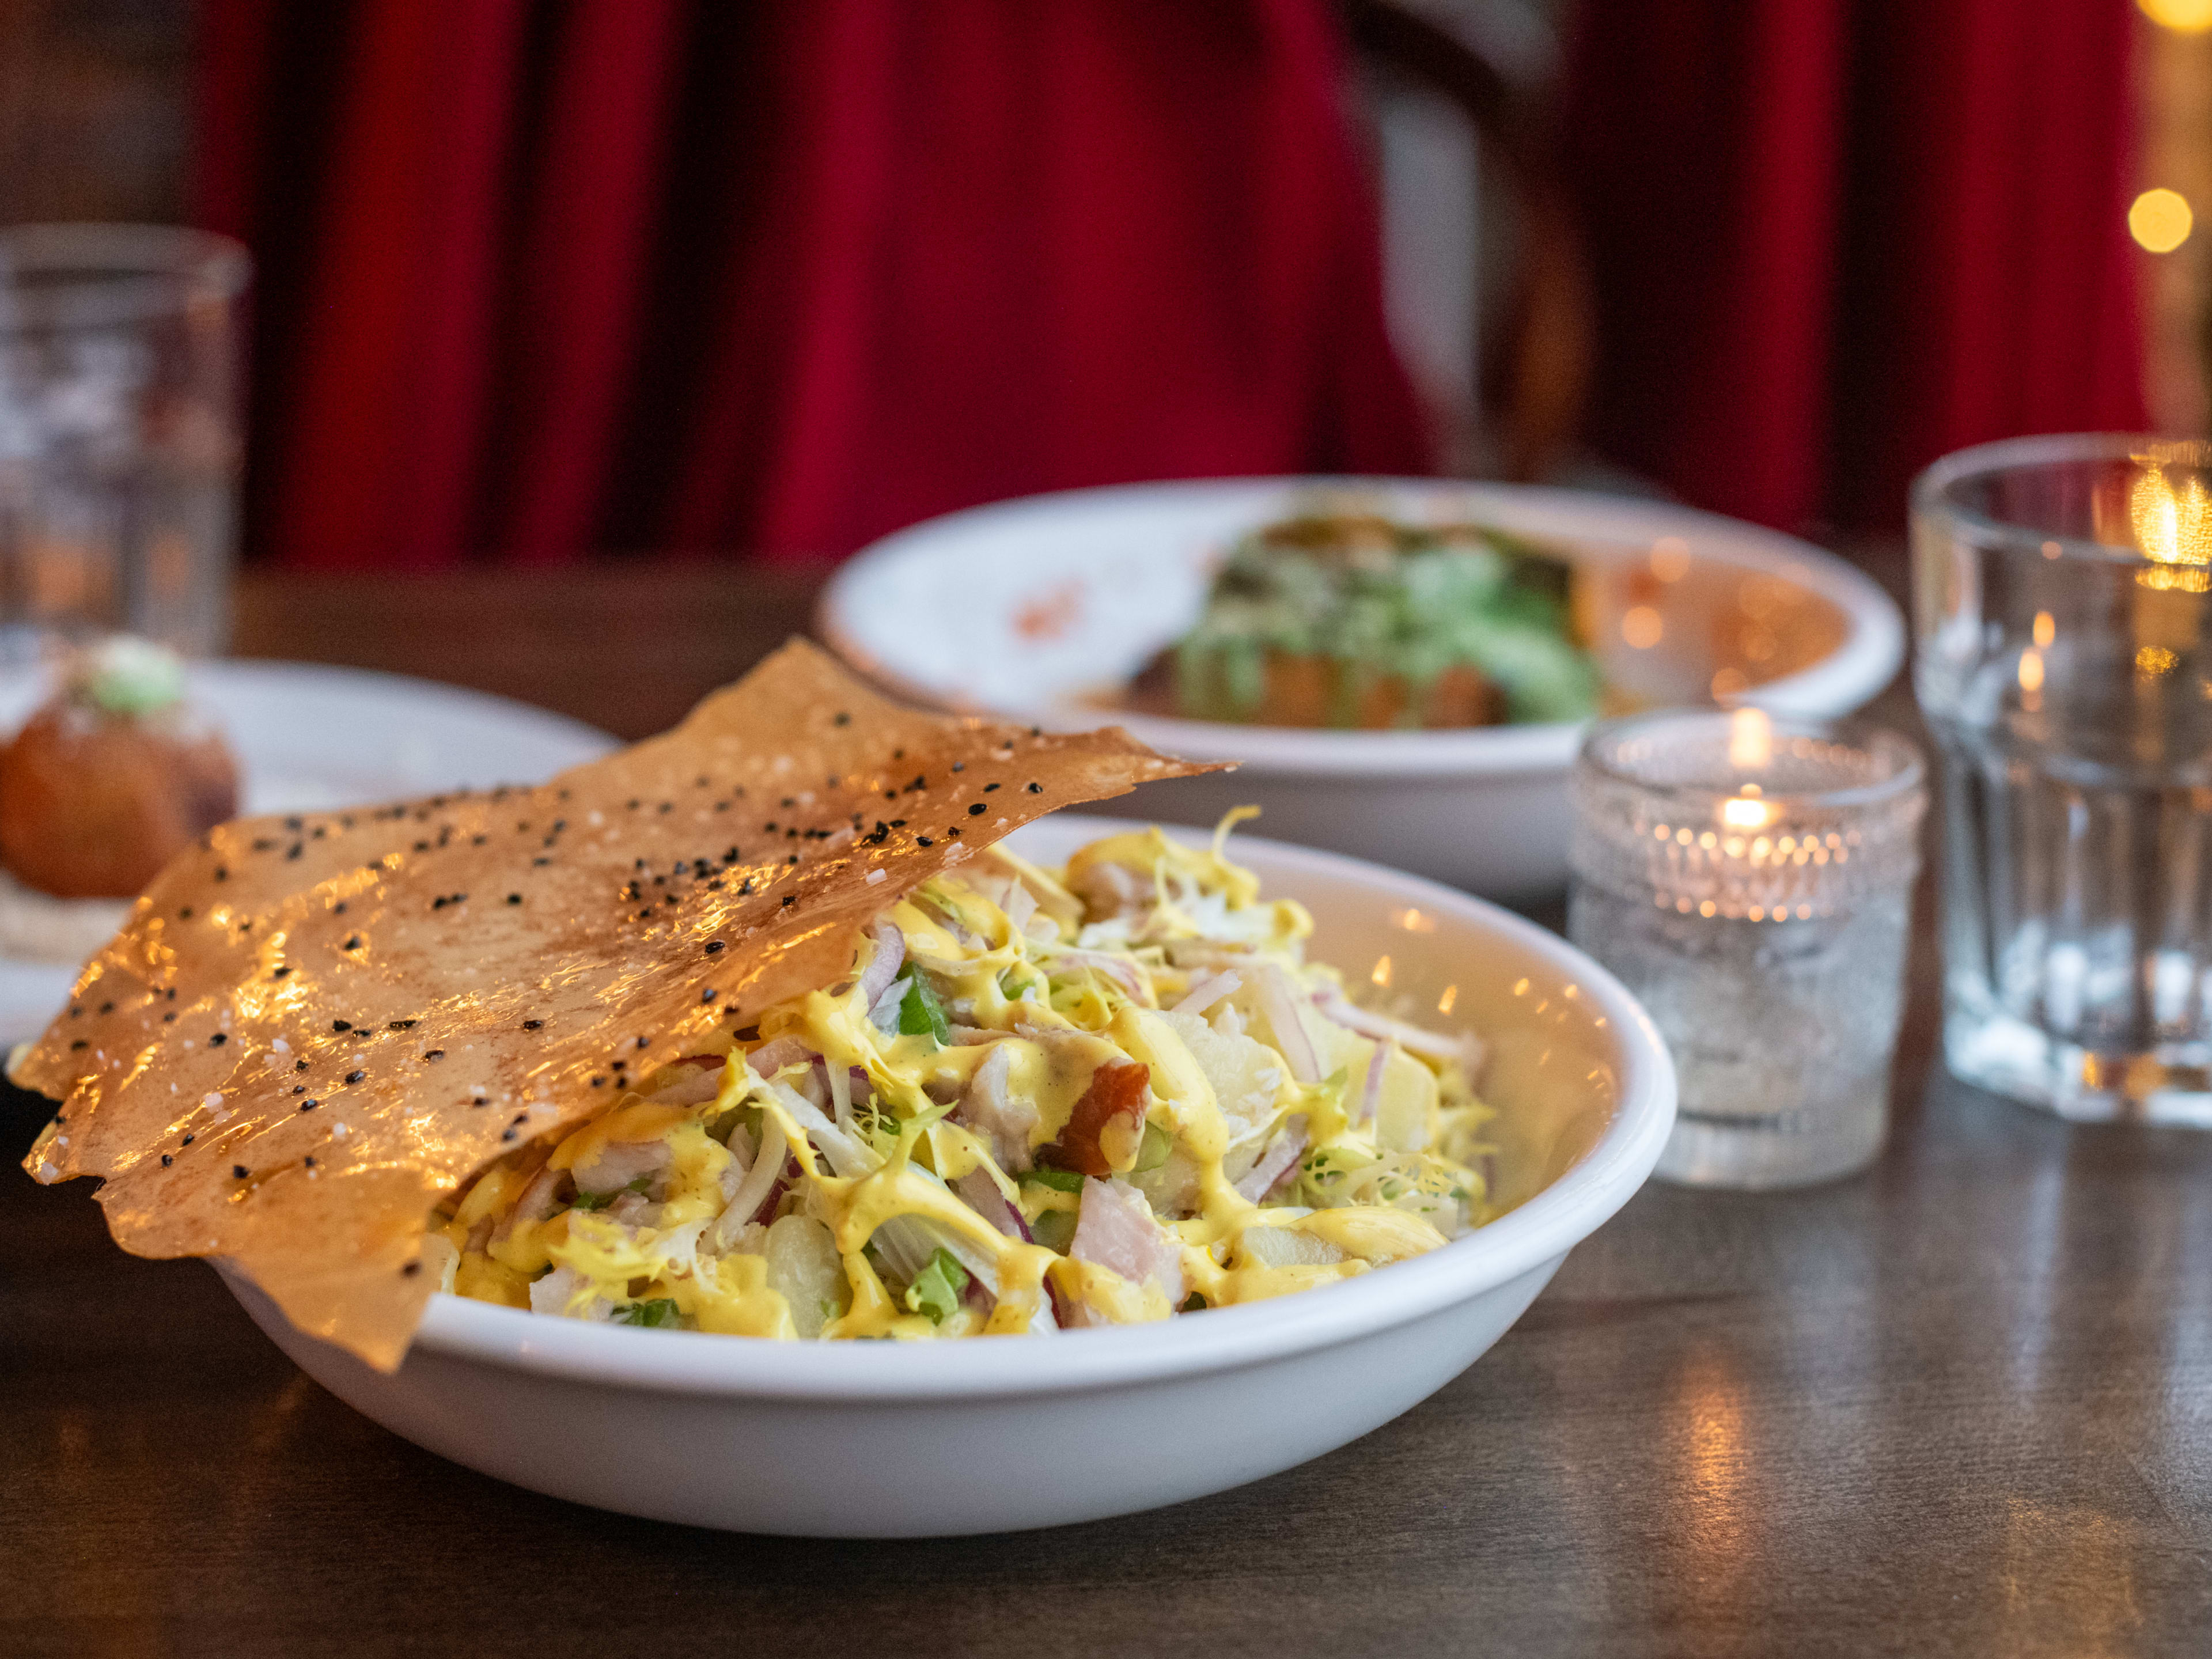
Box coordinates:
[1002,880,1038,938]
[1172,968,1243,1017]
[1077,859,1148,920]
[1233,1115,1309,1201]
[746,1036,813,1080]
[508,1162,571,1225]
[1255,964,1321,1085]
[571,1136,673,1198]
[1047,948,1148,1000]
[792,1062,830,1111]
[953,1168,1033,1242]
[868,974,911,1033]
[937,910,986,950]
[647,1061,728,1108]
[855,919,906,1009]
[1046,1275,1078,1330]
[1313,993,1483,1072]
[1357,1039,1394,1123]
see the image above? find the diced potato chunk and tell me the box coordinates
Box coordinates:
[764,1214,848,1338]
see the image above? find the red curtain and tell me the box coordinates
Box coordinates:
[195,0,1431,571]
[1563,0,2147,534]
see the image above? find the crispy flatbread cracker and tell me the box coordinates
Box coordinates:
[18,640,1218,1369]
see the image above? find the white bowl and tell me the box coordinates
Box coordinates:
[820,477,1904,897]
[221,816,1676,1536]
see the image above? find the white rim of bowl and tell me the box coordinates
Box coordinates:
[400,822,1678,1401]
[817,476,1906,780]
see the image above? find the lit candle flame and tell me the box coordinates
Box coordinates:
[1728,706,1771,771]
[1720,793,1772,831]
[2130,456,2212,590]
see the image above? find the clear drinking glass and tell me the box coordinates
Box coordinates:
[1569,709,1926,1187]
[1914,432,2212,1124]
[0,224,249,661]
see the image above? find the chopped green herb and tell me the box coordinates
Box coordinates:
[1029,1208,1078,1253]
[1134,1120,1173,1172]
[903,1247,969,1322]
[899,975,951,1044]
[1023,1166,1085,1192]
[618,1297,680,1328]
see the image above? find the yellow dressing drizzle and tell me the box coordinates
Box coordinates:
[442,820,1489,1340]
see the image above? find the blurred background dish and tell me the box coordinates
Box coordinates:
[820,477,1903,897]
[0,658,613,1042]
[1144,507,1604,731]
[0,635,238,906]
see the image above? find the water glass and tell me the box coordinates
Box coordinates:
[1915,433,2212,1123]
[0,224,249,661]
[1569,709,1926,1187]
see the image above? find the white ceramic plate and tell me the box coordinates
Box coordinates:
[0,660,616,1041]
[820,477,1905,896]
[222,815,1676,1537]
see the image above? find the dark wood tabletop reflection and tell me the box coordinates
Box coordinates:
[5,555,2209,1658]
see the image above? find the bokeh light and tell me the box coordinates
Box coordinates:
[2130,188,2195,253]
[2140,0,2212,32]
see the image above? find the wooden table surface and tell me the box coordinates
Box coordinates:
[7,559,2211,1658]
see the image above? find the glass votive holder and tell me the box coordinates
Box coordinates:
[1568,709,1927,1188]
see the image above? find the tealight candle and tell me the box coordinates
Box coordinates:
[1568,709,1927,1188]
